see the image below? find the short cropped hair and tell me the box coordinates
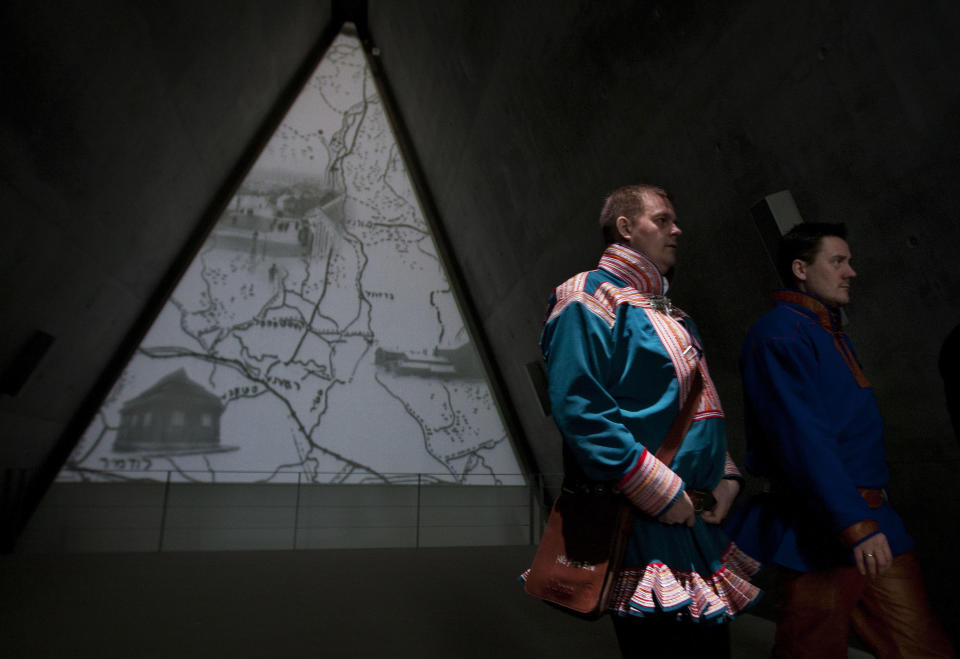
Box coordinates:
[777,222,848,286]
[599,184,671,245]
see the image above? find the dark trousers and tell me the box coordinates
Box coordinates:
[611,613,731,659]
[772,551,954,658]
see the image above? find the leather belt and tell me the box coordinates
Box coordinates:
[561,480,718,514]
[858,487,886,509]
[561,478,618,496]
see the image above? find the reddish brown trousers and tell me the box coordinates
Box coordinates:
[773,551,955,658]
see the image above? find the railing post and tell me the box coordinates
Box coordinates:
[416,473,422,548]
[157,470,171,552]
[292,471,302,550]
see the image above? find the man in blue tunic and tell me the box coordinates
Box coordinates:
[538,184,760,657]
[727,222,953,657]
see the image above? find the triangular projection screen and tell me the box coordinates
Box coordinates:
[60,28,523,486]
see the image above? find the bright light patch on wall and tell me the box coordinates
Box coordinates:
[60,29,523,485]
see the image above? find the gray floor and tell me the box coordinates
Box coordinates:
[0,546,872,658]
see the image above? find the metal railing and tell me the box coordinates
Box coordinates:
[17,471,553,554]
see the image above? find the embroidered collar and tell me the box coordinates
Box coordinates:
[774,289,869,387]
[774,289,843,332]
[598,243,669,296]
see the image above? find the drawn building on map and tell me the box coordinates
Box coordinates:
[113,369,225,453]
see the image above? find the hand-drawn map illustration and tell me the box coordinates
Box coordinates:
[60,29,523,486]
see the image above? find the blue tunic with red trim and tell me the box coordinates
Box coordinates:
[533,244,760,621]
[725,290,913,572]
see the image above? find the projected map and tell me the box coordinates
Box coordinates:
[60,30,522,485]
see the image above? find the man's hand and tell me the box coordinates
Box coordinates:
[700,478,740,524]
[658,491,696,527]
[854,533,892,577]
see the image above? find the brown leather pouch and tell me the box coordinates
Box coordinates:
[524,485,633,617]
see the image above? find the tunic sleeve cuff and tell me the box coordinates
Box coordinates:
[617,447,684,517]
[723,452,743,483]
[840,519,880,548]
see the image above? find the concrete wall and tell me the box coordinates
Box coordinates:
[368,0,960,625]
[0,0,335,471]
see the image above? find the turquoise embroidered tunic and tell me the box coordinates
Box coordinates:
[538,243,759,621]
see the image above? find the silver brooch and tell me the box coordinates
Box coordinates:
[648,295,673,315]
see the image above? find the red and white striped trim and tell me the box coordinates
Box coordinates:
[607,543,761,621]
[520,545,761,622]
[598,243,666,295]
[723,453,742,480]
[617,448,684,517]
[643,308,724,421]
[720,540,761,578]
[546,275,660,329]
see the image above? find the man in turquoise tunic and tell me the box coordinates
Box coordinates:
[539,184,760,657]
[726,222,953,657]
